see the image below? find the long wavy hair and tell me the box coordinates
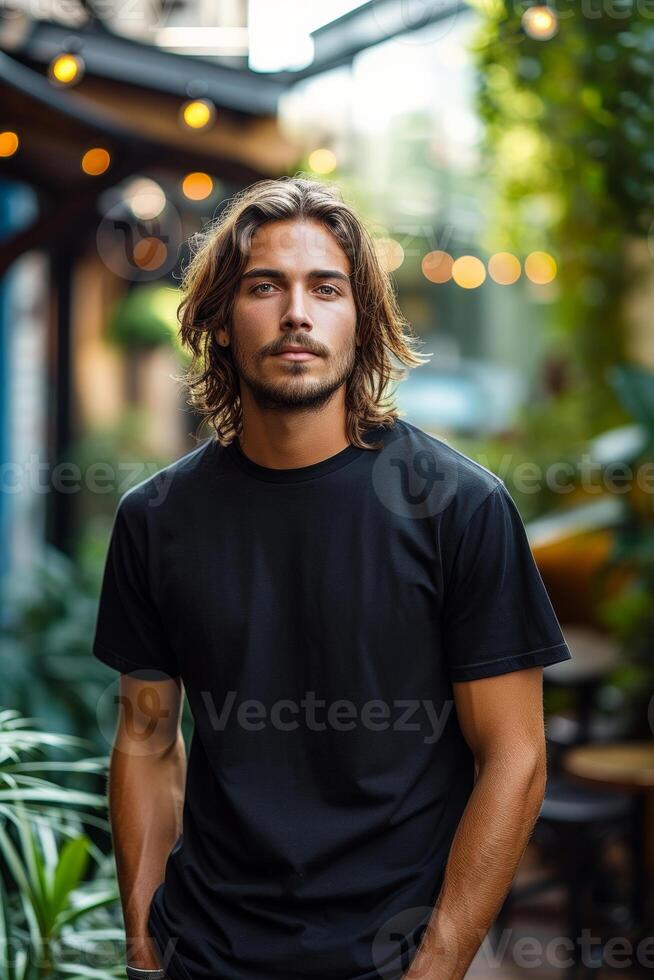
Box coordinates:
[176,174,431,449]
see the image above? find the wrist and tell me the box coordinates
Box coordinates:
[125,967,167,980]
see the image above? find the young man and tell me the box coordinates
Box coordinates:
[93,176,572,980]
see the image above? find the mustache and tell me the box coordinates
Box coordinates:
[266,338,327,356]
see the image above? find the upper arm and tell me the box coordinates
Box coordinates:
[452,666,547,775]
[92,490,180,680]
[112,674,184,755]
[441,482,572,682]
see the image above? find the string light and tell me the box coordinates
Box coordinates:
[308,148,337,175]
[182,172,214,200]
[525,251,557,284]
[422,251,453,284]
[81,147,111,175]
[452,256,486,289]
[0,131,19,157]
[374,238,404,273]
[488,252,521,285]
[181,99,215,130]
[49,53,84,85]
[122,178,167,220]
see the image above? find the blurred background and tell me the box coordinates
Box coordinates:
[2,0,654,977]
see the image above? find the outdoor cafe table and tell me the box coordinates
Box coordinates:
[562,741,654,928]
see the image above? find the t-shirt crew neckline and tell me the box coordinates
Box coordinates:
[224,424,387,484]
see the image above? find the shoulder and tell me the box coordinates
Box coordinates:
[379,418,505,525]
[116,436,219,523]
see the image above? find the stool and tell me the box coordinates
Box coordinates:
[492,773,635,980]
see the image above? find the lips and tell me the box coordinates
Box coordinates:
[274,347,316,355]
[273,350,319,361]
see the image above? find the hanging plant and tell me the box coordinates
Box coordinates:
[106,284,180,351]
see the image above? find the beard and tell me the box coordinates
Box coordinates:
[229,335,357,412]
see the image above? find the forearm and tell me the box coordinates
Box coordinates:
[108,731,187,970]
[407,750,546,980]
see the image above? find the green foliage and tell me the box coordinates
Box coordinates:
[0,710,124,979]
[469,2,654,431]
[0,550,107,745]
[105,285,181,352]
[595,363,654,733]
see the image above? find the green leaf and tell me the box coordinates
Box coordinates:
[608,363,654,448]
[51,836,90,921]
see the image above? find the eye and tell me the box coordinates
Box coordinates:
[316,284,339,296]
[251,282,276,294]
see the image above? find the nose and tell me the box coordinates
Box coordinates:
[281,284,313,332]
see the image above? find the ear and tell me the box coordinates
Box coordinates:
[216,326,229,347]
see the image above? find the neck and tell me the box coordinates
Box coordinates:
[236,390,350,470]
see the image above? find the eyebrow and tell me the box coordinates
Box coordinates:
[240,268,351,284]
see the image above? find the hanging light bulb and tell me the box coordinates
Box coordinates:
[49,52,85,86]
[180,99,216,130]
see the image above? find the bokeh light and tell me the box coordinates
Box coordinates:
[374,238,404,273]
[182,172,214,200]
[132,237,168,272]
[525,251,557,284]
[181,99,215,130]
[0,131,19,157]
[488,252,521,285]
[81,147,111,176]
[122,178,167,220]
[49,53,84,85]
[422,251,453,284]
[452,255,486,289]
[308,148,337,175]
[522,6,558,41]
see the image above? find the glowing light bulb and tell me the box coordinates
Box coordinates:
[308,148,337,175]
[82,147,111,175]
[181,99,215,130]
[488,252,521,285]
[0,131,19,157]
[525,251,557,284]
[422,251,453,284]
[452,255,486,289]
[49,53,84,85]
[182,172,214,201]
[374,238,404,273]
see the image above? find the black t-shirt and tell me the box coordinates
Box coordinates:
[92,418,571,980]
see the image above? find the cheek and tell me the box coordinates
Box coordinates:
[231,300,272,345]
[327,303,357,347]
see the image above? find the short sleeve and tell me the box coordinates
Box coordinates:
[442,482,572,682]
[92,493,180,679]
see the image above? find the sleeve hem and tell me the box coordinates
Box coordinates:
[448,641,572,682]
[92,640,180,679]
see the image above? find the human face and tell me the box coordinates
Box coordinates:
[224,218,358,411]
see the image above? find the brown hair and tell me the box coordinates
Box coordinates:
[176,174,431,448]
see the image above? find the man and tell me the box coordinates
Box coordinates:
[93,176,572,980]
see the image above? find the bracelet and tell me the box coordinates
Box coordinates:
[125,967,167,979]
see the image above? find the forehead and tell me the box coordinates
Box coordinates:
[245,219,350,273]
